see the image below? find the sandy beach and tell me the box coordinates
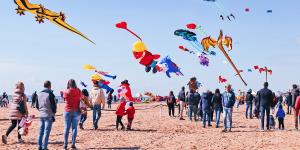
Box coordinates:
[0,102,299,150]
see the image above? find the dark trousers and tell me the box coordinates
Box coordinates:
[6,120,21,139]
[127,118,133,129]
[178,104,181,115]
[80,114,87,125]
[260,106,270,130]
[168,104,175,117]
[278,118,284,129]
[116,116,124,129]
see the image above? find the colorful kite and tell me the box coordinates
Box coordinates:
[118,80,139,102]
[187,77,202,91]
[203,0,235,21]
[198,54,210,67]
[116,22,161,73]
[14,0,95,44]
[179,45,196,54]
[186,23,207,35]
[218,75,227,84]
[91,74,114,94]
[83,64,117,80]
[254,65,272,82]
[156,56,184,78]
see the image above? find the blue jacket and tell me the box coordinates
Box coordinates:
[201,92,212,112]
[222,91,236,108]
[276,108,285,118]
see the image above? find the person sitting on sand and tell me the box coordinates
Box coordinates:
[62,79,82,150]
[36,81,57,150]
[2,81,28,144]
[222,84,235,132]
[125,102,135,130]
[276,104,285,130]
[79,89,92,130]
[116,98,126,130]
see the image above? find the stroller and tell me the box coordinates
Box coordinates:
[269,115,276,129]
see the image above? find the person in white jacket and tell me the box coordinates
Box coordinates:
[90,83,105,130]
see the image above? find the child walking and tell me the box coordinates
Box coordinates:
[276,105,285,130]
[115,98,126,130]
[79,89,92,130]
[125,102,135,130]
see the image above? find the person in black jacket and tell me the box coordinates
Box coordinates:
[177,87,186,120]
[31,91,38,108]
[257,82,273,131]
[201,90,212,128]
[167,91,176,117]
[187,89,199,121]
[286,92,293,115]
[212,89,222,128]
[245,89,254,119]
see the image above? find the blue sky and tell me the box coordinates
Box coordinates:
[0,0,299,96]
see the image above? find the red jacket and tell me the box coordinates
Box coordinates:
[116,101,126,116]
[295,96,300,116]
[125,106,135,119]
[63,88,82,112]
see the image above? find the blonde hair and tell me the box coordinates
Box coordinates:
[15,81,25,92]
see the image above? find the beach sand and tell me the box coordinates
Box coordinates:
[0,102,299,150]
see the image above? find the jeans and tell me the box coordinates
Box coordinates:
[80,114,87,125]
[260,106,270,130]
[246,103,253,118]
[223,107,233,130]
[188,105,198,121]
[93,105,101,128]
[38,117,53,149]
[202,111,211,127]
[6,120,21,139]
[287,106,292,114]
[63,111,80,146]
[215,108,222,127]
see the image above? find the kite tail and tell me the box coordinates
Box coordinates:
[214,2,228,15]
[126,28,142,41]
[103,74,117,80]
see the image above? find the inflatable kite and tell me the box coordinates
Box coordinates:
[201,35,232,52]
[156,56,184,78]
[203,0,235,21]
[132,41,160,73]
[198,54,210,67]
[91,74,114,94]
[14,0,95,44]
[118,80,138,102]
[179,45,195,54]
[187,77,202,91]
[217,30,247,86]
[83,64,117,80]
[218,76,227,84]
[186,23,207,35]
[116,22,160,73]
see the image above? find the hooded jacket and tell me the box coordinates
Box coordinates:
[116,100,126,116]
[90,86,105,107]
[9,88,28,120]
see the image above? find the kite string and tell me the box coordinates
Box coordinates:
[126,29,142,41]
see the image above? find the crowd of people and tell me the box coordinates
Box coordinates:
[1,79,135,150]
[1,79,300,150]
[167,81,300,132]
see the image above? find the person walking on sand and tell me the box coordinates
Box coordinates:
[79,89,92,130]
[187,89,199,121]
[286,92,293,115]
[276,104,285,130]
[116,98,126,130]
[62,79,82,150]
[178,86,186,120]
[31,91,38,108]
[201,89,212,128]
[2,82,28,144]
[167,91,176,117]
[222,84,235,132]
[36,81,57,150]
[90,82,105,130]
[257,82,273,131]
[212,89,223,128]
[125,102,135,130]
[294,95,300,130]
[245,89,254,119]
[291,84,300,130]
[107,93,113,109]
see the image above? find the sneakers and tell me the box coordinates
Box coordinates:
[79,123,84,130]
[63,145,67,150]
[71,145,77,149]
[222,129,227,132]
[2,135,7,144]
[179,117,185,120]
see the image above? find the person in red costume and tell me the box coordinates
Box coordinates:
[132,41,160,73]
